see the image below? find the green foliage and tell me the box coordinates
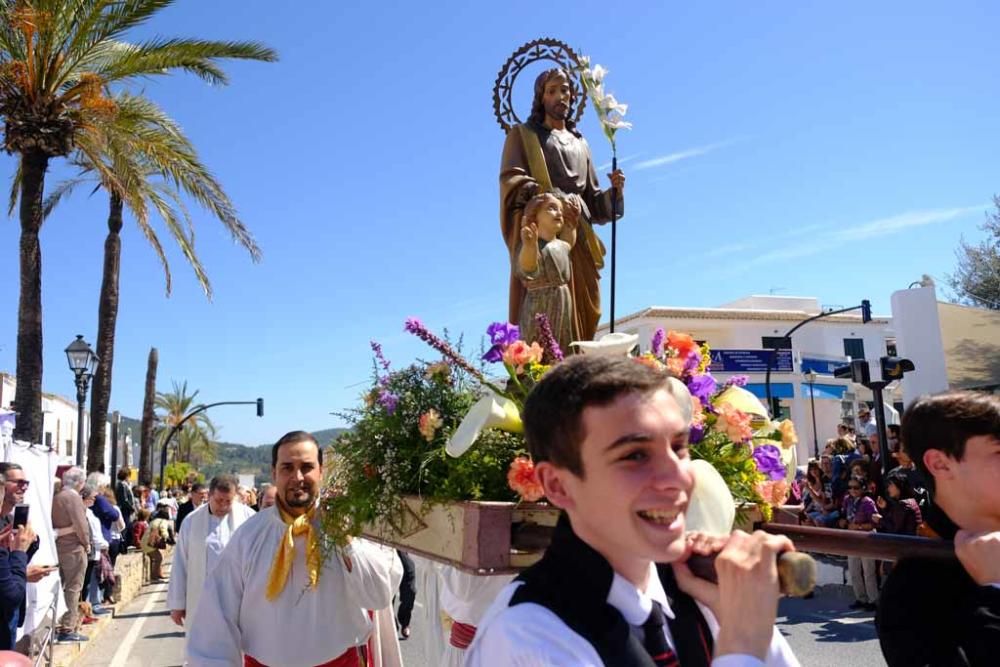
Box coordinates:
[948,196,1000,310]
[321,361,524,547]
[690,431,769,520]
[163,461,202,489]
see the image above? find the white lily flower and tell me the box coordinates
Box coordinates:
[603,94,628,116]
[578,55,591,67]
[591,64,608,83]
[603,112,633,131]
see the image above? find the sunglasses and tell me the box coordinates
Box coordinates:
[848,484,862,490]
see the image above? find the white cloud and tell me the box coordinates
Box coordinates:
[633,141,730,171]
[597,153,642,172]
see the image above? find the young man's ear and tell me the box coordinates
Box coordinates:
[922,449,955,483]
[535,461,575,511]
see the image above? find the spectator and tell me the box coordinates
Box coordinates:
[257,484,277,510]
[886,424,901,453]
[85,473,118,562]
[51,467,90,644]
[140,506,171,581]
[874,471,922,535]
[802,460,840,527]
[0,463,48,648]
[856,437,874,459]
[160,490,179,522]
[79,487,110,621]
[858,404,878,439]
[132,509,150,548]
[840,478,878,611]
[175,483,206,533]
[114,469,136,548]
[877,391,1000,665]
[889,448,927,496]
[99,488,124,604]
[395,550,415,640]
[0,470,36,652]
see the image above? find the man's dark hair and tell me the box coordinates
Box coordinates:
[527,68,579,134]
[522,355,686,477]
[117,467,130,481]
[0,462,22,476]
[271,431,322,467]
[190,482,206,494]
[901,391,1000,492]
[208,475,237,494]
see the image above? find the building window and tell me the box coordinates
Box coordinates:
[762,336,792,350]
[66,439,73,457]
[844,338,865,360]
[886,338,898,356]
[44,433,52,449]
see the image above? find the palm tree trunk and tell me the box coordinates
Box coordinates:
[87,193,124,472]
[12,151,49,445]
[139,347,158,485]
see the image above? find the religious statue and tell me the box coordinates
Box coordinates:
[499,67,625,344]
[515,191,577,351]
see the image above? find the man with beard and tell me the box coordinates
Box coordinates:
[500,67,625,344]
[187,431,402,667]
[168,475,254,648]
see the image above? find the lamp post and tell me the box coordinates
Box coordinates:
[804,370,819,459]
[65,335,98,467]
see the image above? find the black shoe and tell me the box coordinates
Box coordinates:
[848,600,867,610]
[864,602,878,612]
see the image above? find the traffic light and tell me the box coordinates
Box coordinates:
[880,357,915,382]
[256,398,264,418]
[861,299,872,324]
[833,359,871,386]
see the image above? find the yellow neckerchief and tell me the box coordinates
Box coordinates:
[265,503,322,601]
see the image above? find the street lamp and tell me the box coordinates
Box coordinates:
[65,335,98,467]
[804,370,819,460]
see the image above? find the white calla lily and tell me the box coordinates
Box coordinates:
[445,393,522,457]
[591,64,608,83]
[570,332,639,357]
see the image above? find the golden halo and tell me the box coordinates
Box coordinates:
[492,38,587,133]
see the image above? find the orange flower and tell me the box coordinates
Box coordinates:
[756,479,790,506]
[507,456,545,502]
[691,395,705,427]
[715,403,753,442]
[418,409,443,442]
[502,340,544,373]
[634,354,666,372]
[666,330,699,360]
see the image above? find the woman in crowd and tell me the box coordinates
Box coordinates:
[874,471,922,536]
[80,487,111,621]
[99,488,125,604]
[841,476,879,611]
[140,506,171,581]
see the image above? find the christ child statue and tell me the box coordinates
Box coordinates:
[516,191,579,352]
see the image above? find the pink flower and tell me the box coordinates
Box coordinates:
[756,479,790,506]
[715,403,753,442]
[418,409,443,442]
[507,456,545,502]
[502,341,544,373]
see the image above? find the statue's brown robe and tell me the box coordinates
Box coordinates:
[500,121,623,343]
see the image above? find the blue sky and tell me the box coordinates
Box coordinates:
[1,1,997,445]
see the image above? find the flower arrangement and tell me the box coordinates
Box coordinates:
[319,319,797,553]
[577,56,632,156]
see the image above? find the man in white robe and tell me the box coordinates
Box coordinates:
[167,474,255,637]
[186,431,401,667]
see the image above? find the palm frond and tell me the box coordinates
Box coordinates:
[7,163,20,218]
[42,176,89,220]
[96,37,277,86]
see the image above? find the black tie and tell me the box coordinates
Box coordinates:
[641,601,679,667]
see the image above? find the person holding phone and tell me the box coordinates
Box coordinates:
[0,469,37,651]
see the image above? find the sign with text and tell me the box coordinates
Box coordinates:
[709,349,793,373]
[801,356,851,376]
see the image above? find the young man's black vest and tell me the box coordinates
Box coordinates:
[510,513,713,667]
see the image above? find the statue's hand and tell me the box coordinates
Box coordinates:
[521,222,538,244]
[563,198,581,229]
[608,169,625,192]
[517,181,540,205]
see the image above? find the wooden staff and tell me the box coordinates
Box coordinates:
[759,523,955,561]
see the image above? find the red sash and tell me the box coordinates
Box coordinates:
[449,621,477,649]
[244,646,362,667]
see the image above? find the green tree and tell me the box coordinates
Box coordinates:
[155,380,216,468]
[948,196,1000,310]
[0,0,276,444]
[35,93,262,471]
[139,346,157,485]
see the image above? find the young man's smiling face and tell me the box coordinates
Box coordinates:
[539,387,693,583]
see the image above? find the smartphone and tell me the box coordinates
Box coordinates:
[13,504,29,529]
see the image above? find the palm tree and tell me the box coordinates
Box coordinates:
[139,346,157,485]
[34,93,262,471]
[155,380,216,471]
[0,0,276,444]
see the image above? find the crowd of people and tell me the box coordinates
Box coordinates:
[795,407,927,610]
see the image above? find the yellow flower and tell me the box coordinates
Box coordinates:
[778,419,798,449]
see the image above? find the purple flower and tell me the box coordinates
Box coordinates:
[686,373,718,405]
[752,444,786,481]
[487,322,520,346]
[534,313,564,363]
[723,375,749,388]
[650,328,665,356]
[405,317,488,383]
[689,422,705,444]
[377,389,399,415]
[683,351,701,374]
[369,340,391,374]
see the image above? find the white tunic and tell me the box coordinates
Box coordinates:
[186,506,399,667]
[167,502,256,625]
[465,562,800,667]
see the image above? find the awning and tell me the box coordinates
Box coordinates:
[801,383,847,400]
[745,383,794,399]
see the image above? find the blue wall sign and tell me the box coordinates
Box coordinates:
[709,349,793,373]
[801,357,849,375]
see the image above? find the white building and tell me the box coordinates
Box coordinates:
[0,372,117,470]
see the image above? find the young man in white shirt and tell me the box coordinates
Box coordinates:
[466,355,799,667]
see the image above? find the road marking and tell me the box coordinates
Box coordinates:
[108,580,169,667]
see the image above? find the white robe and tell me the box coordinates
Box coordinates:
[166,501,255,627]
[186,505,401,667]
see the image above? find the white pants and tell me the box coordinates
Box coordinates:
[848,556,879,603]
